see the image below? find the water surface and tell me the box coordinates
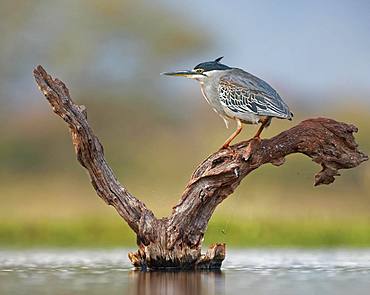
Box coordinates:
[1,249,370,294]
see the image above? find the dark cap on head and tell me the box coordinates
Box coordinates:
[194,57,231,72]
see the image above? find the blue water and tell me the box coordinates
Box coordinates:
[1,249,370,295]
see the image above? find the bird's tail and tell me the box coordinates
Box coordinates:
[288,112,294,120]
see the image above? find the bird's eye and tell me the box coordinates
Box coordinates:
[195,69,204,74]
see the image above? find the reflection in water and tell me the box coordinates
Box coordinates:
[128,270,224,295]
[1,249,370,295]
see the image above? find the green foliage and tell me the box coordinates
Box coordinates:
[0,218,136,248]
[205,218,370,248]
[2,217,370,248]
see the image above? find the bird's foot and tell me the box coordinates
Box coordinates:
[242,137,261,161]
[243,143,253,161]
[219,144,236,155]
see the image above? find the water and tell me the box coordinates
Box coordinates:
[1,249,370,295]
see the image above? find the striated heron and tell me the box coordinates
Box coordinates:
[162,57,293,150]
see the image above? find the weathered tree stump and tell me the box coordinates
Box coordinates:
[33,65,368,270]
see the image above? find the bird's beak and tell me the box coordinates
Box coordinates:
[161,70,203,78]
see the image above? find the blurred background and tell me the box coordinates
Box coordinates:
[0,0,369,248]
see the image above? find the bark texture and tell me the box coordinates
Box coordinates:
[33,65,368,270]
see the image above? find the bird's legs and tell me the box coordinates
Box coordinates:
[221,118,242,149]
[244,116,271,160]
[253,116,271,139]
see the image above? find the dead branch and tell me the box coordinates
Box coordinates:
[33,65,368,270]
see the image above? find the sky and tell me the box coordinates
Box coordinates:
[0,0,369,114]
[161,0,370,102]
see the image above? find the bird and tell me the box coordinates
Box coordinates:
[162,57,293,151]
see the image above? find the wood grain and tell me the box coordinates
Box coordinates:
[33,65,368,270]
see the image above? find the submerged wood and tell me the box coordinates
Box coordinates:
[33,65,368,270]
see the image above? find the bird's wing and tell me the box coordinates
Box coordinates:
[218,69,291,119]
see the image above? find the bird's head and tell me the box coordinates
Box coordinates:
[161,57,231,82]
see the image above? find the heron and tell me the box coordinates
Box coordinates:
[162,57,293,152]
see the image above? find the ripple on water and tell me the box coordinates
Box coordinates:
[1,249,370,295]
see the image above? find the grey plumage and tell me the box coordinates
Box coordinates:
[218,68,292,120]
[162,57,293,148]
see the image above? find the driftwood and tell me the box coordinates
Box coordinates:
[33,65,368,270]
